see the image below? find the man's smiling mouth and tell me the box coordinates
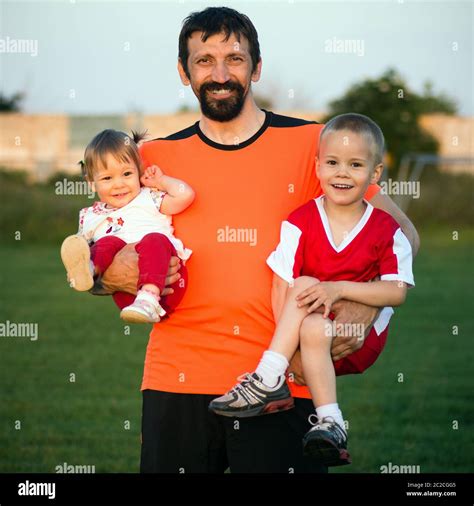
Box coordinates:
[210,89,231,94]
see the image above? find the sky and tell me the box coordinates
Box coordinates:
[1,0,473,115]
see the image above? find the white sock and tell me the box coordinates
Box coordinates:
[255,350,289,387]
[316,403,346,433]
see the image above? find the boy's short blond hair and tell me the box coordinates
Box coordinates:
[80,129,147,181]
[320,113,385,165]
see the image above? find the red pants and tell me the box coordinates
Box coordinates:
[334,325,389,376]
[90,233,187,314]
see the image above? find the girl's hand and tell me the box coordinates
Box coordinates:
[295,281,343,318]
[140,165,164,187]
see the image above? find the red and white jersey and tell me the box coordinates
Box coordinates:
[267,196,414,334]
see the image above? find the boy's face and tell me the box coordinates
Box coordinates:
[316,129,382,206]
[90,153,141,208]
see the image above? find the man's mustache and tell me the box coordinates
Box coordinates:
[200,81,243,93]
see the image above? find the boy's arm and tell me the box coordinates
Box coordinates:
[141,165,195,215]
[338,280,407,307]
[297,280,408,318]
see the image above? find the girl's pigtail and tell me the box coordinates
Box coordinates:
[131,129,148,147]
[78,160,87,178]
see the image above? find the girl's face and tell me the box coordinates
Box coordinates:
[91,152,141,208]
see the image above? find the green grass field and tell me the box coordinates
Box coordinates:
[0,227,473,473]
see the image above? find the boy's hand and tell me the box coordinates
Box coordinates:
[140,165,164,188]
[296,281,342,318]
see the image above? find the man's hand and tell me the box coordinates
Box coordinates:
[287,298,379,386]
[330,299,379,361]
[101,243,181,295]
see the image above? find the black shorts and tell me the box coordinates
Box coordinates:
[140,389,327,473]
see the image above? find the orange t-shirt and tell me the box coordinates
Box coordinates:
[139,111,380,398]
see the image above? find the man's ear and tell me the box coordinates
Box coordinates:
[251,58,263,83]
[177,58,190,86]
[371,163,384,184]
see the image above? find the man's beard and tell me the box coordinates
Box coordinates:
[198,81,246,122]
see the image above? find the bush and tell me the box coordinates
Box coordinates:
[404,168,474,227]
[0,169,93,244]
[0,166,472,245]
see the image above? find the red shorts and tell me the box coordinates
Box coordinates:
[334,324,389,376]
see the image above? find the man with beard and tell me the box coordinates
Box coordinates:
[101,6,419,473]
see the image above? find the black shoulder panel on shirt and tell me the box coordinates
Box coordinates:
[150,123,198,142]
[270,113,319,128]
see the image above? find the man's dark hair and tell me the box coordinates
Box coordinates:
[178,7,261,78]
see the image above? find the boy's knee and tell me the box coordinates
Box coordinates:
[300,313,332,346]
[290,275,319,290]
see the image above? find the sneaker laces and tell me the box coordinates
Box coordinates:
[308,415,347,444]
[229,373,254,395]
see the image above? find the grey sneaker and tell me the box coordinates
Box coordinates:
[303,416,351,466]
[209,372,294,418]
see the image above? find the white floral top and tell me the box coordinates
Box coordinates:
[78,187,192,261]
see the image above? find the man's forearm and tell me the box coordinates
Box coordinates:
[399,217,420,257]
[369,192,420,257]
[271,275,288,322]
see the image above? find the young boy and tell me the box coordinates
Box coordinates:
[209,113,414,466]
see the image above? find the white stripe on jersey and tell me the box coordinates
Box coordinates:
[380,228,415,287]
[266,220,302,284]
[373,307,395,335]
